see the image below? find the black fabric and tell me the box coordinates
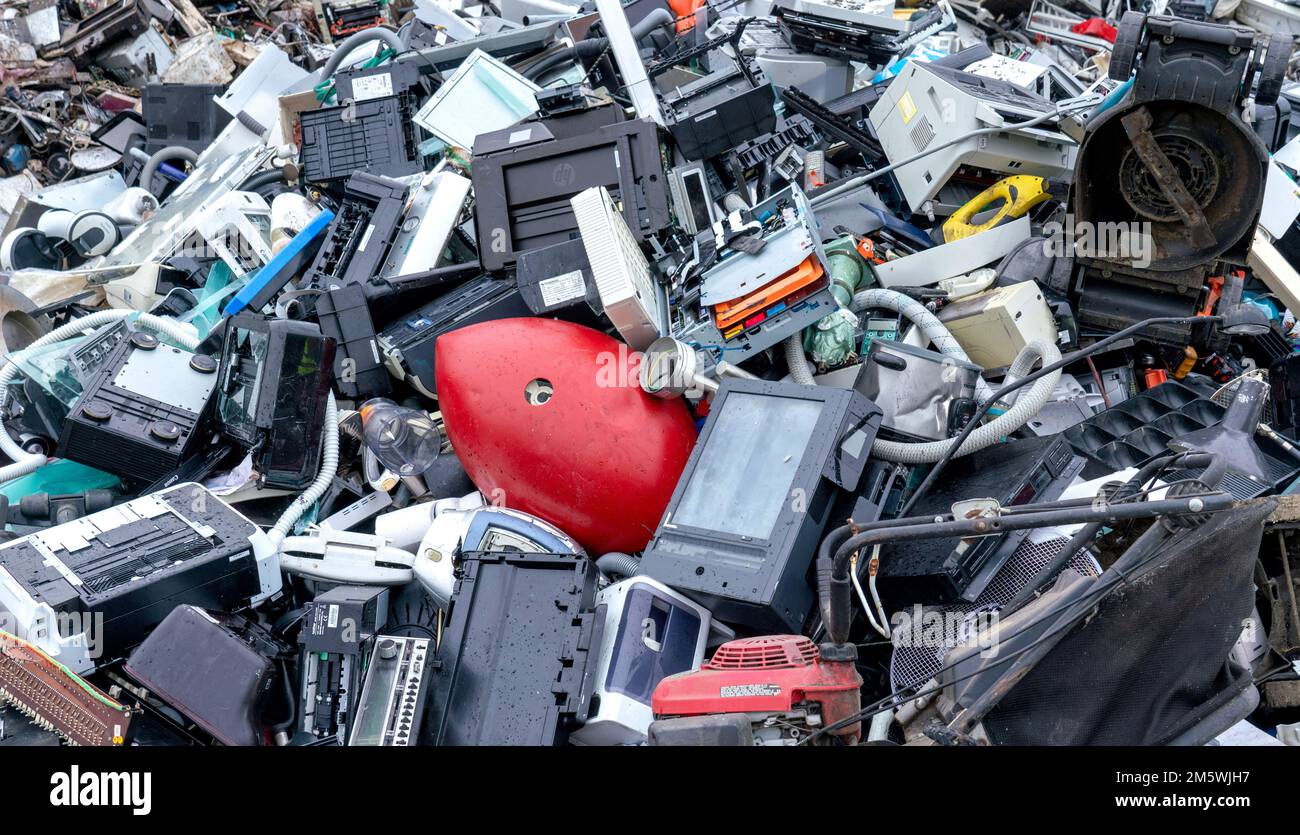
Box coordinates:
[983,500,1272,745]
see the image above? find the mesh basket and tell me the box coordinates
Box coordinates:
[1212,370,1272,424]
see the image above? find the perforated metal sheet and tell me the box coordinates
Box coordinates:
[1212,370,1272,423]
[889,534,1101,692]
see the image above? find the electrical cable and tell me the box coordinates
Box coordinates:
[804,497,1238,743]
[851,553,889,638]
[319,26,405,79]
[268,658,297,739]
[897,315,1220,518]
[1001,452,1198,614]
[1086,355,1111,408]
[867,545,889,635]
[810,107,1075,208]
[238,167,291,194]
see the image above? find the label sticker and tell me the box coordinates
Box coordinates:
[965,55,1046,87]
[538,271,586,307]
[720,684,781,698]
[351,73,393,101]
[899,91,917,125]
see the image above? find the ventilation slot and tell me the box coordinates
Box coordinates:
[910,116,935,153]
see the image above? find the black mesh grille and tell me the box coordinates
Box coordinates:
[890,535,1100,692]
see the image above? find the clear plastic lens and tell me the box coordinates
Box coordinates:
[359,398,441,477]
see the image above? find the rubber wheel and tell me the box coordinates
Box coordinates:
[1255,32,1293,107]
[1109,11,1147,82]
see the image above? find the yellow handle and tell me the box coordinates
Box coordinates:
[942,175,1051,243]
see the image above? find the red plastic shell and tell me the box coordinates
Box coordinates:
[434,318,697,555]
[652,636,863,742]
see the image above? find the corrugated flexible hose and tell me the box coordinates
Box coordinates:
[868,339,1062,463]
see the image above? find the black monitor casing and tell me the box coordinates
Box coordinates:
[640,379,881,633]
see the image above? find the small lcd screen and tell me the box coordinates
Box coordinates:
[672,392,822,540]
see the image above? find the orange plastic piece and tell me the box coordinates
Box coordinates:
[856,238,886,264]
[669,0,707,31]
[1199,275,1225,317]
[711,256,826,331]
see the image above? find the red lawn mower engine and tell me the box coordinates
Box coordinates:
[648,635,863,746]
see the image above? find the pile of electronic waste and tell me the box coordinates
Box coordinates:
[1,0,1300,748]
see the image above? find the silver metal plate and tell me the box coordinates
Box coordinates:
[112,347,218,414]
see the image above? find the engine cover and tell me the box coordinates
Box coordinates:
[650,635,863,744]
